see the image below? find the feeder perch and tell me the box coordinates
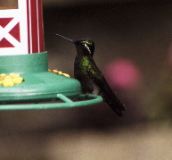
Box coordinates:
[0,0,103,110]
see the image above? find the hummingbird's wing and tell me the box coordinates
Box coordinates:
[87,57,125,116]
[75,73,94,93]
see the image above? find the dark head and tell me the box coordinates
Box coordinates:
[55,34,95,56]
[74,40,95,56]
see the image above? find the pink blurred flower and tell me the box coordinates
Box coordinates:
[104,58,142,90]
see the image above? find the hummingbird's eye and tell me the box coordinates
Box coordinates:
[81,40,95,56]
[83,43,91,53]
[81,40,93,46]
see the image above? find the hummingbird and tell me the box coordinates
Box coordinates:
[56,34,125,116]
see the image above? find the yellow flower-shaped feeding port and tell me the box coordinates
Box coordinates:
[49,69,71,78]
[0,73,24,87]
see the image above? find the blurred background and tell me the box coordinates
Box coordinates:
[1,0,172,159]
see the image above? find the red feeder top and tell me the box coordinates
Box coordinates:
[0,0,45,55]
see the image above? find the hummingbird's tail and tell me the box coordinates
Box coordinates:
[103,91,125,116]
[94,76,125,116]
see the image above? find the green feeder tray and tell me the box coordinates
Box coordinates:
[0,52,103,110]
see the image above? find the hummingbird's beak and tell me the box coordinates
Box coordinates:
[56,33,73,43]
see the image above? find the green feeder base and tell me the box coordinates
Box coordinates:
[0,52,103,110]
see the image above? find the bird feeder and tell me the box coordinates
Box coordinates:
[0,0,102,110]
